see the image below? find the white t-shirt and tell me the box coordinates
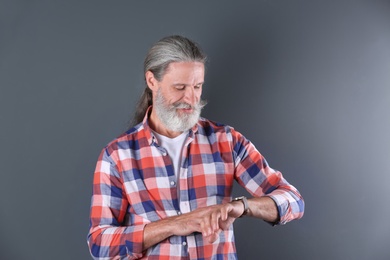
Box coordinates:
[152,130,188,179]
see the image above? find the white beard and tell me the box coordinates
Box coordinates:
[154,88,207,132]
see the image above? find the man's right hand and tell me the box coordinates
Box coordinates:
[143,201,245,249]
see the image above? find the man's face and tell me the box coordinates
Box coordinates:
[148,61,206,133]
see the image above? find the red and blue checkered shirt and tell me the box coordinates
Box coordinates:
[88,111,304,259]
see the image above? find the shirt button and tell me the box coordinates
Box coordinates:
[177,211,182,215]
[182,241,187,246]
[170,181,176,186]
[162,151,167,156]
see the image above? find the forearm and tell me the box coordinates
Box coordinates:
[246,196,279,223]
[143,207,210,250]
[142,216,178,250]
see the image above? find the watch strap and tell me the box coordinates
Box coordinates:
[232,196,249,217]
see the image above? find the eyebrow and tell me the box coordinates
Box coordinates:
[172,82,204,87]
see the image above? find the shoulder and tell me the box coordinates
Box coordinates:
[197,117,231,132]
[197,117,245,136]
[196,117,244,143]
[103,122,148,155]
[197,118,250,148]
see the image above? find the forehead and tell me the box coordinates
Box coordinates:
[162,62,205,83]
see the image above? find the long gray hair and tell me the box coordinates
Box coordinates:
[131,35,207,127]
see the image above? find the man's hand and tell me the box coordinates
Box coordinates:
[173,201,245,243]
[143,201,245,249]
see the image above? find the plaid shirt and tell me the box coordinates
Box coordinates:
[88,110,304,259]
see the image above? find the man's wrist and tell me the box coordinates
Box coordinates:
[231,196,249,217]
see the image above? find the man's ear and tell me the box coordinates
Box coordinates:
[145,71,158,92]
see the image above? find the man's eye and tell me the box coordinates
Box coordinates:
[194,85,202,89]
[175,85,186,90]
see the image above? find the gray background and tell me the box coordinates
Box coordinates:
[1,1,389,259]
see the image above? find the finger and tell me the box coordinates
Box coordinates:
[220,204,229,221]
[206,229,221,244]
[200,216,212,237]
[210,210,221,232]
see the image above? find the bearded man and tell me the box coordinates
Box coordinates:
[87,35,304,260]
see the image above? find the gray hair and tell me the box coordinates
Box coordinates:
[131,35,207,127]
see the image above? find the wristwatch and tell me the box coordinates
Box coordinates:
[232,196,249,217]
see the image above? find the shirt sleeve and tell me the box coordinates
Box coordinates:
[230,128,305,225]
[87,148,146,259]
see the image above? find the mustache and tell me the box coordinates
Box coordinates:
[172,99,208,110]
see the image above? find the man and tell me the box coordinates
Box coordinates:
[88,35,304,259]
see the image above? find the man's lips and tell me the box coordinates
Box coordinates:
[178,107,194,113]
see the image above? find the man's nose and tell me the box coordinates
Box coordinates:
[183,86,196,105]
